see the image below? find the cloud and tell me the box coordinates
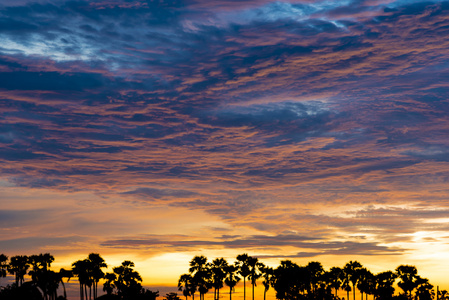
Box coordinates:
[2,0,449,271]
[122,187,200,200]
[100,233,405,256]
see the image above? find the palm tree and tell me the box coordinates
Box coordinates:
[88,253,107,299]
[8,255,29,286]
[189,256,211,300]
[438,289,449,300]
[28,253,57,300]
[59,268,73,300]
[113,260,143,299]
[328,267,344,298]
[103,272,117,296]
[259,263,273,300]
[247,257,262,300]
[224,264,240,300]
[414,276,434,300]
[236,254,251,300]
[396,265,418,299]
[0,254,8,280]
[210,258,228,300]
[342,271,352,300]
[344,261,363,300]
[72,259,90,300]
[307,261,324,294]
[374,271,397,300]
[357,268,374,300]
[179,273,196,300]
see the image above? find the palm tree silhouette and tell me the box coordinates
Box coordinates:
[28,253,56,300]
[357,268,374,300]
[0,254,8,282]
[72,259,90,300]
[103,272,117,296]
[328,267,344,298]
[8,255,29,286]
[342,271,352,300]
[189,256,211,300]
[236,254,251,300]
[210,258,228,300]
[259,263,273,300]
[88,253,107,299]
[374,271,397,300]
[344,261,363,300]
[306,261,324,294]
[248,258,262,300]
[396,265,418,299]
[224,264,240,300]
[113,260,143,298]
[58,268,73,300]
[439,289,449,300]
[178,273,196,300]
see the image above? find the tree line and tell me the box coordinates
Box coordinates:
[177,254,445,300]
[0,252,447,300]
[0,252,158,300]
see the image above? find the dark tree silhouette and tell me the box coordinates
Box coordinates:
[58,268,73,300]
[344,261,363,300]
[103,272,117,296]
[327,267,344,298]
[438,289,449,300]
[414,276,434,300]
[341,271,352,300]
[224,264,240,300]
[210,258,228,300]
[307,261,324,295]
[178,273,196,300]
[236,254,251,300]
[88,253,107,299]
[0,254,8,279]
[189,256,211,300]
[248,257,262,300]
[272,260,309,300]
[8,255,30,286]
[113,260,143,299]
[259,263,273,300]
[374,271,397,300]
[356,267,374,300]
[72,259,90,300]
[396,265,418,299]
[28,253,57,300]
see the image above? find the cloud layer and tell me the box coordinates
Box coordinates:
[2,0,449,281]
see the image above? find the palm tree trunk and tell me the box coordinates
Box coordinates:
[252,282,255,300]
[61,281,67,299]
[230,287,232,300]
[264,290,267,300]
[361,292,364,300]
[243,277,246,300]
[353,285,356,300]
[80,284,84,300]
[347,289,350,300]
[217,287,220,300]
[85,284,88,300]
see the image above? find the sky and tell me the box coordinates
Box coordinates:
[2,0,449,296]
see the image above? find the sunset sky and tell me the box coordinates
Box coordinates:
[2,0,449,296]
